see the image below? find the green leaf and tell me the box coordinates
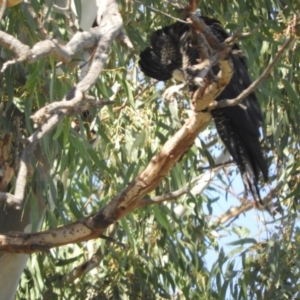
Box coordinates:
[153,205,173,236]
[124,80,134,107]
[227,238,257,246]
[130,130,146,153]
[56,255,83,266]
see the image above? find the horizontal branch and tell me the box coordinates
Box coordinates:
[211,180,284,226]
[138,187,190,208]
[137,153,231,208]
[0,18,121,73]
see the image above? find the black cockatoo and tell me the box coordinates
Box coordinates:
[139,16,268,201]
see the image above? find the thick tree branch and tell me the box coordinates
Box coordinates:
[62,224,120,284]
[0,0,127,209]
[137,157,231,208]
[0,48,233,253]
[0,112,211,251]
[0,2,124,72]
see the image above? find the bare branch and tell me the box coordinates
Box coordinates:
[0,134,14,190]
[138,187,190,207]
[133,0,189,24]
[3,94,113,210]
[0,0,126,209]
[188,13,226,52]
[197,160,234,171]
[116,28,133,48]
[0,0,7,22]
[64,252,104,284]
[213,202,253,226]
[137,156,232,208]
[63,224,120,284]
[0,1,126,73]
[239,24,261,38]
[211,181,285,226]
[0,48,234,252]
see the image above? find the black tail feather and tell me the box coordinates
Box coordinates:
[212,109,268,202]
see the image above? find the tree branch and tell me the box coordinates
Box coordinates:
[0,0,7,22]
[0,45,234,253]
[211,181,284,226]
[0,0,127,209]
[62,224,121,284]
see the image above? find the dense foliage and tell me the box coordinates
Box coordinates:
[1,0,300,299]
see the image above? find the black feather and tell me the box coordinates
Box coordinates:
[139,16,268,201]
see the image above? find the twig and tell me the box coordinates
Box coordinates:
[116,28,133,48]
[138,187,190,207]
[63,224,121,284]
[211,181,284,226]
[99,235,127,248]
[137,159,229,208]
[100,81,157,122]
[239,24,261,38]
[0,0,7,22]
[23,0,49,38]
[133,0,189,24]
[224,23,261,46]
[53,0,77,33]
[100,101,127,122]
[213,202,253,226]
[134,81,158,100]
[197,160,234,171]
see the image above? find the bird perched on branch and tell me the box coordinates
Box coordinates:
[139,16,268,201]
